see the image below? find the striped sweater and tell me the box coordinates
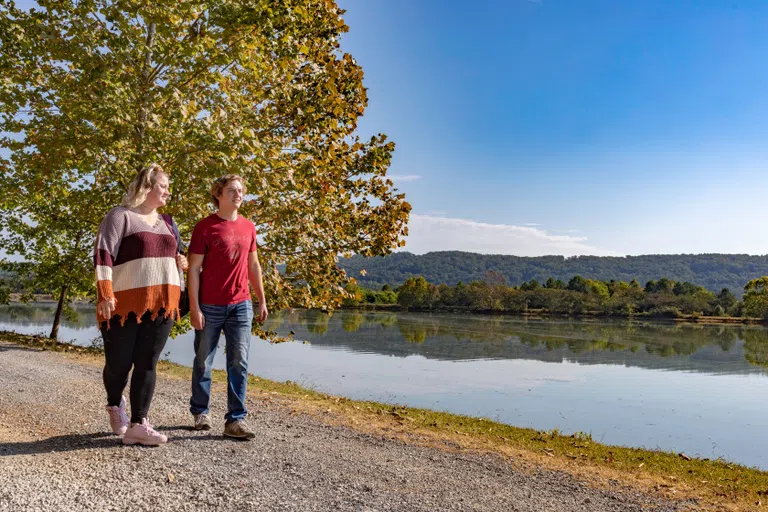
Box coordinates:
[94,206,180,325]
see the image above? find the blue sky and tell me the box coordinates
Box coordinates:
[5,1,768,257]
[337,0,768,256]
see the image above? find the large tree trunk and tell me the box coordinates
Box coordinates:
[50,285,68,340]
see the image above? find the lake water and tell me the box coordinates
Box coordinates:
[4,304,768,469]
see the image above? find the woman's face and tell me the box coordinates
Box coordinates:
[145,173,170,208]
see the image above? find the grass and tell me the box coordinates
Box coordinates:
[2,329,767,510]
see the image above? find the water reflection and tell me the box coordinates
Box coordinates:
[4,305,768,375]
[0,303,95,328]
[261,310,768,376]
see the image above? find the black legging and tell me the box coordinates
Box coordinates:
[101,310,173,424]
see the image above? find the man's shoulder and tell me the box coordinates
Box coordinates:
[235,215,256,230]
[193,214,218,229]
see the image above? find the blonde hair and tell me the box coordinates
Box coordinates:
[210,174,246,208]
[121,164,167,208]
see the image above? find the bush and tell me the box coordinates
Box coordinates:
[647,306,682,318]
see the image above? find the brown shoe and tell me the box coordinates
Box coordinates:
[193,413,211,431]
[223,419,255,440]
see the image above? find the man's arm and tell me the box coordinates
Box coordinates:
[188,252,205,330]
[248,249,268,322]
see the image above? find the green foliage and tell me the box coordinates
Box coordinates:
[0,0,410,335]
[339,252,768,298]
[375,290,398,304]
[396,276,437,309]
[717,288,738,313]
[743,277,768,320]
[655,278,675,294]
[586,279,609,299]
[341,281,363,307]
[385,273,743,317]
[358,287,398,305]
[544,277,564,289]
[567,275,588,293]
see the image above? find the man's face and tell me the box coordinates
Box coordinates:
[218,179,244,210]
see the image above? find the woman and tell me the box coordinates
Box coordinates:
[94,164,187,446]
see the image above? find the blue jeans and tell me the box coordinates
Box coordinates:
[190,300,253,423]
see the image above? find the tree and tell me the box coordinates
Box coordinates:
[544,277,564,289]
[607,279,629,297]
[586,279,609,299]
[717,288,737,311]
[341,281,362,307]
[396,276,435,309]
[0,0,410,338]
[743,277,768,320]
[673,281,697,296]
[567,275,589,293]
[656,278,675,294]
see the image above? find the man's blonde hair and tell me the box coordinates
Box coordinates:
[121,164,167,208]
[210,174,246,208]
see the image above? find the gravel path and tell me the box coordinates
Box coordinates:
[0,340,693,512]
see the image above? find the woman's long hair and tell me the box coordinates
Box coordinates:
[121,164,166,208]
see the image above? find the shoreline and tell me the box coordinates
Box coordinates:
[1,329,765,510]
[6,298,765,326]
[341,303,766,325]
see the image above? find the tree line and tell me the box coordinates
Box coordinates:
[339,252,768,298]
[344,272,768,320]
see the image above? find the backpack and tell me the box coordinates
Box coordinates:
[161,214,190,319]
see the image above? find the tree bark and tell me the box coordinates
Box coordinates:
[50,285,68,340]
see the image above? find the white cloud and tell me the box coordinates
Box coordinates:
[389,174,422,183]
[524,223,541,226]
[401,214,621,257]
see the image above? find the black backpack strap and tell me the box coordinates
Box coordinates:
[161,214,185,254]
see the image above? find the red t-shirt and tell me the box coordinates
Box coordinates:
[189,214,258,306]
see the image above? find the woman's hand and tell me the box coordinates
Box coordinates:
[98,298,116,320]
[176,253,189,271]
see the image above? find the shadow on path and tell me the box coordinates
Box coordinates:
[0,432,119,456]
[0,343,40,354]
[0,426,242,457]
[154,425,239,442]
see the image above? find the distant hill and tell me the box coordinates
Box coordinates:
[339,252,768,297]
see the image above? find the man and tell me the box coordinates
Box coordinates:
[188,174,268,439]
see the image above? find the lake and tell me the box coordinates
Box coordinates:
[3,303,768,469]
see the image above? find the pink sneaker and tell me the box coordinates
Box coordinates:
[122,419,168,446]
[105,396,129,436]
